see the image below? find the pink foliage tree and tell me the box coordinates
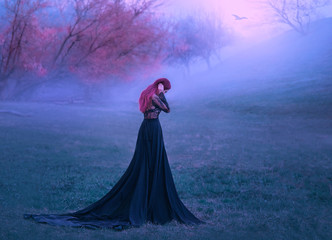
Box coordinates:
[0,0,52,99]
[0,0,230,100]
[0,0,169,99]
[51,0,168,83]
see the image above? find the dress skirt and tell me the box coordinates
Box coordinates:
[23,118,205,230]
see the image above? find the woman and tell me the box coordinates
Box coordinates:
[23,78,205,230]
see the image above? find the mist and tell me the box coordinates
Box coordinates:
[1,0,332,239]
[1,0,331,110]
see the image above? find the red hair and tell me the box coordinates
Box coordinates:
[139,78,171,113]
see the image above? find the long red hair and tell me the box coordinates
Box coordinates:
[139,78,171,113]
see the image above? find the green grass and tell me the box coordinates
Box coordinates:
[0,84,331,240]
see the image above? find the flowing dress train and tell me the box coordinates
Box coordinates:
[23,92,205,230]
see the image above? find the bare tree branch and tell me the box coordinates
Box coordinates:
[263,0,331,35]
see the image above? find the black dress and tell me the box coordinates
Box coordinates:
[23,92,205,230]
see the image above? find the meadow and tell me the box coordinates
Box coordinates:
[0,74,331,240]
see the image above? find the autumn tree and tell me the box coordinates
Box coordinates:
[0,0,169,100]
[48,0,168,79]
[261,0,331,35]
[50,0,168,100]
[165,11,231,72]
[0,0,54,99]
[0,0,231,101]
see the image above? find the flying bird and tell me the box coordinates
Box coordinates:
[232,14,248,20]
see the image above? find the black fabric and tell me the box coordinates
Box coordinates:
[144,92,170,119]
[23,118,205,230]
[157,92,170,111]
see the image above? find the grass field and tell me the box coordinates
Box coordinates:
[0,77,332,240]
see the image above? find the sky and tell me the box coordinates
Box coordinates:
[161,0,332,43]
[161,0,276,41]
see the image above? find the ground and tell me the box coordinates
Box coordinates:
[0,80,331,239]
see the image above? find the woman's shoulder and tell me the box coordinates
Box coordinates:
[152,93,159,99]
[152,92,164,97]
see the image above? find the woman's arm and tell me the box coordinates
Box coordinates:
[152,92,170,113]
[158,92,170,111]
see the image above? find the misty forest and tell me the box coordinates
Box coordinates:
[0,0,332,239]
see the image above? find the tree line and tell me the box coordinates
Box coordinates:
[0,0,230,100]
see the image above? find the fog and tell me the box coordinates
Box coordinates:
[2,2,332,237]
[2,1,332,113]
[78,15,332,112]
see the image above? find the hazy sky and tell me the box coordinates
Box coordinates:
[161,0,272,40]
[162,0,332,42]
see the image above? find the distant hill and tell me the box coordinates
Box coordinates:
[188,17,332,109]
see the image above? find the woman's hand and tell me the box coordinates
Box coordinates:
[158,83,165,94]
